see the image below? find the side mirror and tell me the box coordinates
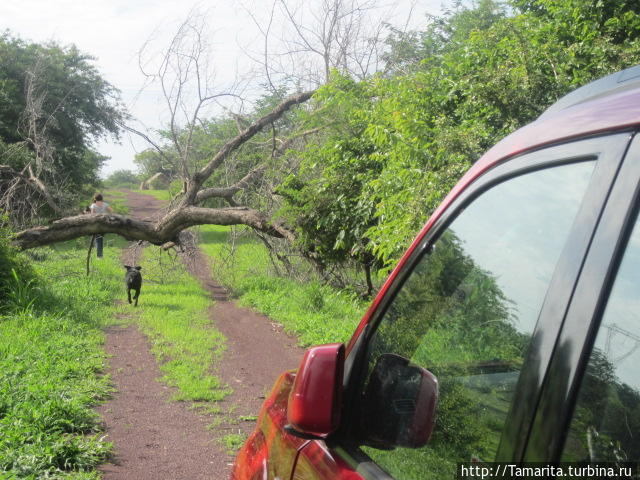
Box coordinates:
[360,353,438,449]
[286,343,345,439]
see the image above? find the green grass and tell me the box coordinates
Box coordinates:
[137,189,172,203]
[0,202,242,477]
[198,225,367,346]
[219,433,246,455]
[0,239,123,478]
[0,225,232,477]
[131,248,229,402]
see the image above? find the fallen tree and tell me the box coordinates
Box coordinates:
[8,2,388,262]
[10,89,314,250]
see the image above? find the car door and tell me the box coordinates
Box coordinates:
[524,134,640,464]
[290,132,634,480]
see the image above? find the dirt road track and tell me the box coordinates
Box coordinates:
[97,190,304,479]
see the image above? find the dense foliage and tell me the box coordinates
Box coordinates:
[0,32,125,216]
[103,169,140,188]
[281,0,640,268]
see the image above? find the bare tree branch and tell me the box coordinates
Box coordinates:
[181,88,316,205]
[0,59,73,221]
[7,8,318,250]
[116,120,178,172]
[194,164,267,204]
[8,4,380,251]
[12,207,294,250]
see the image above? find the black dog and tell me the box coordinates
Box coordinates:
[124,266,142,307]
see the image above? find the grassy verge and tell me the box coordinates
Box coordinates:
[131,247,229,403]
[198,225,367,346]
[107,188,230,404]
[0,223,230,477]
[137,189,172,203]
[0,237,123,479]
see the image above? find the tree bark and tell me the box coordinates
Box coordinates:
[12,207,295,250]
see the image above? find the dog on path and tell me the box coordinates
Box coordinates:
[124,266,142,307]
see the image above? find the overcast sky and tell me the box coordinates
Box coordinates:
[0,0,442,177]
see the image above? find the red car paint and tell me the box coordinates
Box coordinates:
[287,343,344,437]
[232,82,640,480]
[289,441,366,480]
[233,372,309,479]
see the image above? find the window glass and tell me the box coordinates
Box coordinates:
[562,215,640,462]
[354,161,596,479]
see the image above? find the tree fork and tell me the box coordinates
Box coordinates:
[180,89,316,206]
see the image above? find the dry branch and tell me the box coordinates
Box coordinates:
[9,86,314,250]
[0,162,65,216]
[182,89,316,205]
[12,206,295,250]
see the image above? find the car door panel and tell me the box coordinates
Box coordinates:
[525,132,640,461]
[291,134,634,480]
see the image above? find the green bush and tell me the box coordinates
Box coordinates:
[0,220,34,311]
[0,240,122,478]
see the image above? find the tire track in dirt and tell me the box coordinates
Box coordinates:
[97,190,304,479]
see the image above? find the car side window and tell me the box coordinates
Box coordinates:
[351,161,596,479]
[562,214,640,463]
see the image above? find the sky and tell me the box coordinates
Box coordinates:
[0,0,443,178]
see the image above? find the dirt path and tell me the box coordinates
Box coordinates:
[97,190,304,479]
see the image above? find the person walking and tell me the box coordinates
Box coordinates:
[89,193,113,258]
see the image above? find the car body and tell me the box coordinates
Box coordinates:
[232,66,640,479]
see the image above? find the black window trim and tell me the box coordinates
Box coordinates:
[525,133,640,462]
[331,132,635,479]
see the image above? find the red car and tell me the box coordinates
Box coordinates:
[233,66,640,479]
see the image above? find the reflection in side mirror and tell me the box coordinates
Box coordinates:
[360,353,438,449]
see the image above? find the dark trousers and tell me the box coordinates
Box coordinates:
[96,235,104,258]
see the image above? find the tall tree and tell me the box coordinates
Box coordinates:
[10,0,640,294]
[0,33,126,224]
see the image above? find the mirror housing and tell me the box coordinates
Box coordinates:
[286,343,345,439]
[360,354,438,449]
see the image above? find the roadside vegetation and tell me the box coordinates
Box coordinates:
[198,225,367,346]
[132,247,228,402]
[6,1,640,296]
[0,218,232,476]
[142,0,640,341]
[0,226,121,478]
[121,0,640,302]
